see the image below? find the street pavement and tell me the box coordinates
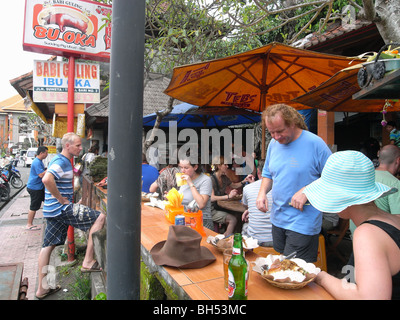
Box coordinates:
[0,165,43,300]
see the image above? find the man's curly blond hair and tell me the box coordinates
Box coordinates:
[262,104,308,130]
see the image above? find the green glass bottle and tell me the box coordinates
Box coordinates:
[227,233,249,300]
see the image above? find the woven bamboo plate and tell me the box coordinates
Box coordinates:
[261,272,318,290]
[206,235,259,253]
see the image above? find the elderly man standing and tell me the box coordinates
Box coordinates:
[256,104,331,262]
[35,133,106,299]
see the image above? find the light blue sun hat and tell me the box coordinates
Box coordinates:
[303,151,398,213]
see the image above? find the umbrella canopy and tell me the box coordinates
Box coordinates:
[292,64,400,112]
[142,103,261,128]
[164,42,364,112]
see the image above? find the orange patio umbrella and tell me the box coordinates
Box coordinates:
[292,64,400,112]
[164,42,364,112]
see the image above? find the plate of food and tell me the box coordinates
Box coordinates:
[253,254,320,289]
[141,192,159,202]
[206,234,259,252]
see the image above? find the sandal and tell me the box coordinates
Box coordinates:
[25,225,40,231]
[81,261,102,273]
[35,285,61,299]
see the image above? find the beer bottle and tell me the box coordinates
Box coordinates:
[227,233,249,300]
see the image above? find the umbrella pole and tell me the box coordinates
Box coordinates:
[262,121,266,159]
[260,84,267,159]
[260,55,268,159]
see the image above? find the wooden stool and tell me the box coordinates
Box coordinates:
[213,222,226,234]
[314,234,327,272]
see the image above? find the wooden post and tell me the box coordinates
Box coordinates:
[317,109,335,147]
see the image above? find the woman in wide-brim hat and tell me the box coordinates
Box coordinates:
[303,150,400,300]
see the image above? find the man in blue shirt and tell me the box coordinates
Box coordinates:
[256,104,331,262]
[35,133,106,299]
[26,146,48,230]
[386,121,400,148]
[142,153,159,193]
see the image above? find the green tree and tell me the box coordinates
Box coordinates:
[95,0,400,150]
[216,0,400,45]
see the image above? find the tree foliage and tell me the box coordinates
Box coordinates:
[94,0,400,149]
[97,0,400,74]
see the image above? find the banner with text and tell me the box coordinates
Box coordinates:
[23,0,112,62]
[33,59,100,103]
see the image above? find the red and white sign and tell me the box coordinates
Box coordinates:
[33,60,100,103]
[23,0,112,62]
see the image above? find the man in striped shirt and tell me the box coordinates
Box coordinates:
[36,133,106,299]
[242,160,273,246]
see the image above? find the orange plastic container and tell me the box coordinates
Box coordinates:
[165,204,184,224]
[183,210,206,236]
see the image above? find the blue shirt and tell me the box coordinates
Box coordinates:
[141,164,159,193]
[43,154,73,218]
[27,157,45,190]
[390,129,400,147]
[262,130,331,235]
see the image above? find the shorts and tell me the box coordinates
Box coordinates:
[27,188,45,211]
[272,225,319,263]
[211,208,229,224]
[43,203,101,248]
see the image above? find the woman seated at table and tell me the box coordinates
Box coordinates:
[178,155,214,230]
[301,150,400,300]
[149,164,180,199]
[210,156,254,236]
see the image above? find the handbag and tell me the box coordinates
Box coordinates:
[74,162,83,176]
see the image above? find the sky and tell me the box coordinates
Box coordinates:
[0,0,51,102]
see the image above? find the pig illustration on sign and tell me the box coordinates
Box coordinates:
[43,13,88,34]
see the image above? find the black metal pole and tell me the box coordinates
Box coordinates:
[107,0,145,300]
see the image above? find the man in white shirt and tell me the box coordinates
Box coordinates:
[242,160,273,246]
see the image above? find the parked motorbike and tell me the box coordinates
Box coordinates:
[2,161,23,189]
[0,173,10,201]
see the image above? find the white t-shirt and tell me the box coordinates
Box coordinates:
[242,180,273,243]
[179,173,212,221]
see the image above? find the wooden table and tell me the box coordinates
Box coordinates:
[141,203,334,300]
[216,199,247,233]
[217,199,247,213]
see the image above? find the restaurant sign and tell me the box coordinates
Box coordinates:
[23,0,112,62]
[33,59,100,103]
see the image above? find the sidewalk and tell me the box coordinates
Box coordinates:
[0,187,105,300]
[0,188,43,300]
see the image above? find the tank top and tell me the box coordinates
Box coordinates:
[362,220,400,300]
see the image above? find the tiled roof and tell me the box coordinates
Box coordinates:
[0,94,32,113]
[293,20,381,56]
[294,19,371,49]
[86,73,181,118]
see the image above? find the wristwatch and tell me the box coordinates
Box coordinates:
[189,184,196,188]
